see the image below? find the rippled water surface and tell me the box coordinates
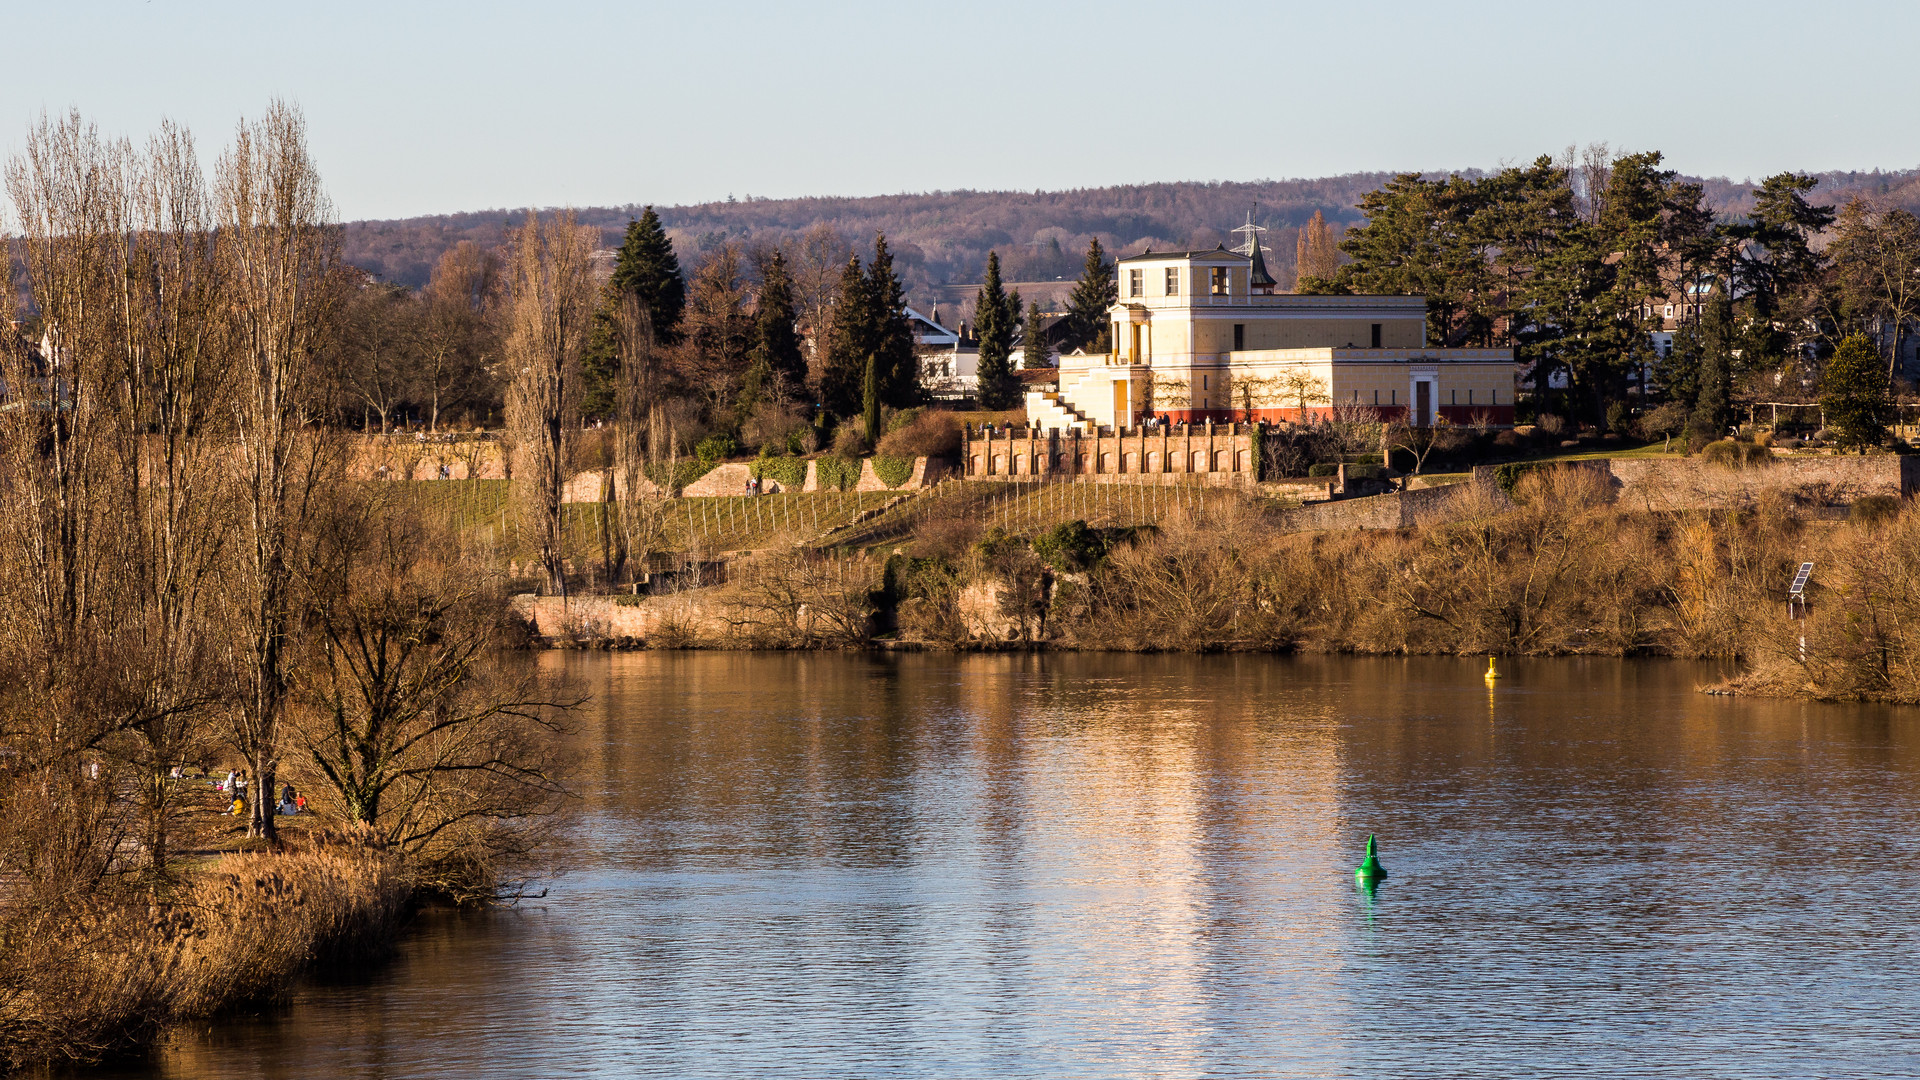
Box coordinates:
[116,653,1920,1078]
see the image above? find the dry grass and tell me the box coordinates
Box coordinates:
[0,835,409,1069]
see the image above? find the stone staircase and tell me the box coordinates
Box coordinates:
[1025,388,1093,432]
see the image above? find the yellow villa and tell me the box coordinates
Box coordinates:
[1028,225,1517,430]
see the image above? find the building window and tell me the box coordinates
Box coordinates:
[1232,324,1244,351]
[1664,304,1674,317]
[1129,269,1143,298]
[1451,389,1458,405]
[1468,389,1474,405]
[1164,268,1179,296]
[1370,323,1382,348]
[1202,374,1209,390]
[1373,390,1379,405]
[1210,267,1229,296]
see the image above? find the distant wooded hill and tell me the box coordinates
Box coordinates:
[343,167,1920,310]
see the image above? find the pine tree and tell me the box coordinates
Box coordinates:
[611,207,685,344]
[1064,237,1115,353]
[863,354,881,444]
[975,251,1020,410]
[582,207,686,418]
[865,235,917,407]
[1822,333,1893,450]
[820,254,870,415]
[748,250,806,394]
[1020,300,1052,369]
[1688,286,1737,444]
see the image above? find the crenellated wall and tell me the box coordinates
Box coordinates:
[964,422,1261,485]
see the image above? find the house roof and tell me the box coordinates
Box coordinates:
[1117,245,1250,264]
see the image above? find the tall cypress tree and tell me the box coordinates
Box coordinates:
[1064,237,1115,353]
[865,235,917,407]
[975,251,1020,410]
[863,354,881,444]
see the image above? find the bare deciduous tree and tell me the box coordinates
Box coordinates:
[503,211,597,596]
[215,100,342,841]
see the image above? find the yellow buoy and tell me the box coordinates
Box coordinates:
[1485,656,1500,684]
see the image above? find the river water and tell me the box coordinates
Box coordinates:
[115,653,1920,1078]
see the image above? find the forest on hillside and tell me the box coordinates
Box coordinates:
[342,166,1920,308]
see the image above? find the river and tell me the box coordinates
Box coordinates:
[108,653,1920,1078]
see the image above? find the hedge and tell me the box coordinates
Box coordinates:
[645,459,716,494]
[872,454,914,488]
[814,455,861,491]
[750,454,809,489]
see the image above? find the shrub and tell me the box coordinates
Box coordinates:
[1345,464,1384,481]
[877,409,962,458]
[886,406,924,434]
[1605,400,1632,435]
[1307,462,1339,477]
[1033,519,1109,572]
[750,454,808,489]
[1699,440,1770,469]
[1534,413,1569,440]
[872,454,914,488]
[1851,495,1901,525]
[831,423,870,457]
[695,432,737,464]
[814,454,861,491]
[1699,440,1739,467]
[1494,461,1541,495]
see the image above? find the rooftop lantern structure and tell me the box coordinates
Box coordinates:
[1232,209,1277,296]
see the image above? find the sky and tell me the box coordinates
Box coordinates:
[6,0,1918,222]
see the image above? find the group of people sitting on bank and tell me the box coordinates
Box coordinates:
[207,769,307,817]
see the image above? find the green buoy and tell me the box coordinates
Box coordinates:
[1354,834,1387,884]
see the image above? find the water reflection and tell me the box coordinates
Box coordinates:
[103,653,1920,1079]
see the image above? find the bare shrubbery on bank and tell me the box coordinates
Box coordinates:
[0,108,575,1069]
[870,467,1919,701]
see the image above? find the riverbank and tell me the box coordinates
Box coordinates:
[512,466,1920,704]
[0,834,410,1070]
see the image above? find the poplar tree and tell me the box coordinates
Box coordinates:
[1064,237,1115,353]
[975,251,1020,410]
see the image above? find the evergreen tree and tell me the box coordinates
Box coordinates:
[975,251,1020,410]
[863,354,881,444]
[581,207,686,418]
[1687,284,1739,444]
[748,250,806,395]
[865,235,917,407]
[1821,333,1893,450]
[1064,237,1114,353]
[820,254,871,414]
[1020,300,1052,368]
[611,207,686,344]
